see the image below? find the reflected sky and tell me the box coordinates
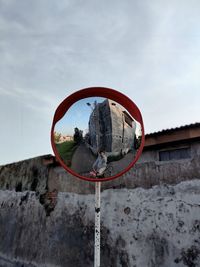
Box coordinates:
[55,97,106,136]
[55,96,142,137]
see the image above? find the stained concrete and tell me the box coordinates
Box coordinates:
[1,151,199,196]
[0,156,49,194]
[0,180,200,267]
[0,141,200,266]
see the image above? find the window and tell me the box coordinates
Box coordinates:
[159,147,191,161]
[123,111,133,127]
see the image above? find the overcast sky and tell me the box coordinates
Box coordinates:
[0,0,200,165]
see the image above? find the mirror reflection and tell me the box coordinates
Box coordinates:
[54,97,142,178]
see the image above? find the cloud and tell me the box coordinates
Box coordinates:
[0,0,200,163]
[0,86,59,119]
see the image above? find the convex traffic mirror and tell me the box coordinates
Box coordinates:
[51,87,145,182]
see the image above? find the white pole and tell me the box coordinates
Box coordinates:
[94,181,101,267]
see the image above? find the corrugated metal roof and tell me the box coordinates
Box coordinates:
[146,122,200,137]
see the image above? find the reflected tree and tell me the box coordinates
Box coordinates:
[54,132,61,143]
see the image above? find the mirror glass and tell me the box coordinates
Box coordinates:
[53,97,142,178]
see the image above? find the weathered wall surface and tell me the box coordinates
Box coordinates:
[48,152,200,194]
[0,156,49,194]
[140,142,200,163]
[109,100,135,154]
[0,180,200,267]
[0,147,200,195]
[0,143,199,266]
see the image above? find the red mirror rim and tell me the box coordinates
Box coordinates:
[51,87,145,182]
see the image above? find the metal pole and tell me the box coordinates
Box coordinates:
[94,181,101,267]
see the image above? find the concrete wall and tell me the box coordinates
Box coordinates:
[48,140,200,194]
[0,141,200,266]
[88,99,136,154]
[109,100,135,154]
[0,180,200,267]
[0,142,200,195]
[0,156,48,194]
[139,142,200,163]
[89,99,112,152]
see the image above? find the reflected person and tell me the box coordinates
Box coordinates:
[90,149,107,177]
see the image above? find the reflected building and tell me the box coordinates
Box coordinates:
[59,135,73,142]
[88,99,136,155]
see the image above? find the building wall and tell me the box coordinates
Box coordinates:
[88,99,136,154]
[47,140,200,193]
[0,181,200,267]
[0,135,200,267]
[139,141,200,163]
[108,100,135,154]
[0,156,48,193]
[99,100,113,151]
[88,100,112,152]
[0,141,200,195]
